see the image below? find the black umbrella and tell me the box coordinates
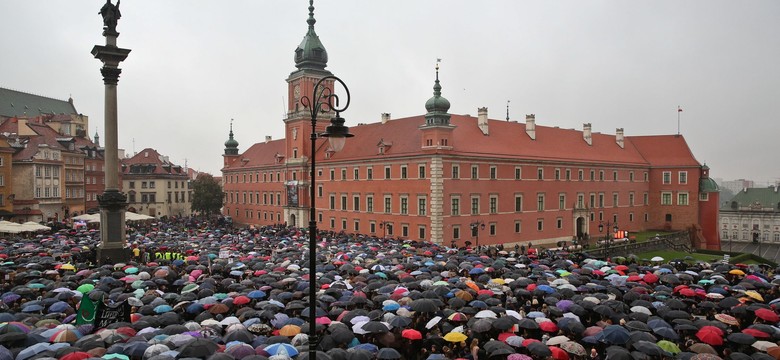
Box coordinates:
[517,318,539,330]
[727,333,756,345]
[409,299,438,313]
[376,348,402,360]
[361,321,389,334]
[527,342,552,357]
[625,321,651,332]
[632,340,666,357]
[224,329,255,343]
[389,316,412,328]
[492,317,515,331]
[177,338,219,358]
[298,351,332,360]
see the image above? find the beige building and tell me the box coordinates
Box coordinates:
[122,148,192,218]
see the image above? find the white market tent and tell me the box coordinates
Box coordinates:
[72,212,154,224]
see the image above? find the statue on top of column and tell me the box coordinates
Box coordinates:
[99,0,121,34]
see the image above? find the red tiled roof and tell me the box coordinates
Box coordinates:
[122,148,185,175]
[223,139,286,170]
[629,135,700,167]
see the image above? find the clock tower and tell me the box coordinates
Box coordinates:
[284,0,334,226]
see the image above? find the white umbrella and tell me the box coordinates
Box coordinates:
[22,221,50,231]
[650,256,664,262]
[547,335,571,346]
[630,306,652,315]
[425,316,442,329]
[474,310,497,319]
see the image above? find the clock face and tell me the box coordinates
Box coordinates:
[294,85,301,98]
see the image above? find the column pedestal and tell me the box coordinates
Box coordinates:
[97,189,130,264]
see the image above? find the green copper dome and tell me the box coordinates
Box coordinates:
[700,177,719,193]
[425,66,451,113]
[224,122,239,155]
[294,1,328,70]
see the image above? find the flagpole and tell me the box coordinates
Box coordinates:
[677,106,681,135]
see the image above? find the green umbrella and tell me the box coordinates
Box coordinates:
[131,280,145,289]
[124,267,139,274]
[182,284,199,293]
[103,354,129,360]
[76,284,95,294]
[28,283,45,289]
[657,340,681,355]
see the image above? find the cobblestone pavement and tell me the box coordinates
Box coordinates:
[722,241,780,263]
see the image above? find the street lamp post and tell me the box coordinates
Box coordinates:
[598,221,618,260]
[470,220,486,250]
[301,75,353,356]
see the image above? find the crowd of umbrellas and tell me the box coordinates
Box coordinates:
[0,219,779,360]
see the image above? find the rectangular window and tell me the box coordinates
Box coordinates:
[341,195,348,210]
[419,165,426,179]
[643,192,649,205]
[559,194,565,210]
[599,193,605,208]
[629,171,635,182]
[613,171,618,181]
[489,196,498,214]
[699,193,709,201]
[537,168,544,180]
[471,197,479,215]
[515,167,522,180]
[471,165,478,179]
[370,222,376,234]
[577,194,585,208]
[678,192,689,205]
[489,223,496,236]
[384,196,392,214]
[453,226,460,239]
[554,169,560,180]
[318,185,323,198]
[367,168,373,180]
[661,192,673,205]
[613,193,619,207]
[629,192,635,206]
[353,195,360,211]
[452,165,460,179]
[341,168,347,180]
[537,193,545,211]
[329,169,335,181]
[578,169,584,181]
[590,193,596,208]
[354,220,360,232]
[599,171,605,181]
[590,170,595,181]
[367,196,374,213]
[402,225,409,237]
[515,195,523,212]
[557,218,563,229]
[419,226,426,240]
[129,181,135,189]
[329,195,335,210]
[418,197,427,216]
[385,166,391,179]
[565,169,571,181]
[452,197,460,216]
[663,171,672,184]
[342,219,347,230]
[537,219,543,231]
[400,196,408,215]
[354,168,359,180]
[679,171,688,184]
[490,166,497,180]
[401,166,408,179]
[514,221,522,233]
[629,213,634,222]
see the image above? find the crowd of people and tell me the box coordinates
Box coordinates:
[0,217,778,360]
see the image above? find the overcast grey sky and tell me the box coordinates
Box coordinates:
[1,1,778,183]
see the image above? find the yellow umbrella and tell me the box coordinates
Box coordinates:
[279,324,301,337]
[60,264,76,271]
[443,332,468,343]
[744,290,764,302]
[728,269,745,276]
[490,278,506,285]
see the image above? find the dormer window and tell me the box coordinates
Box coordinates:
[274,153,285,164]
[377,139,392,154]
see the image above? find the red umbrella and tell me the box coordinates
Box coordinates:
[233,296,250,306]
[402,329,422,340]
[741,329,770,339]
[643,273,659,283]
[696,327,724,346]
[549,346,570,360]
[679,288,696,297]
[540,322,559,333]
[497,332,515,342]
[59,352,92,360]
[755,308,780,323]
[522,338,541,347]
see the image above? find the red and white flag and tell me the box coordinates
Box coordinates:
[678,106,683,112]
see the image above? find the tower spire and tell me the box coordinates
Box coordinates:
[293,0,329,71]
[307,0,316,29]
[224,118,239,155]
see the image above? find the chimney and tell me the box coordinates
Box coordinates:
[163,156,169,163]
[615,128,624,149]
[525,114,536,140]
[583,123,592,146]
[477,107,489,135]
[265,136,272,143]
[381,113,391,124]
[118,149,125,159]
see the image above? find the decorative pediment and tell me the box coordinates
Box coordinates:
[377,138,392,155]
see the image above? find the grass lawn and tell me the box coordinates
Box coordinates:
[632,231,676,243]
[635,250,723,263]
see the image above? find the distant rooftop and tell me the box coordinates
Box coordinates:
[0,87,78,118]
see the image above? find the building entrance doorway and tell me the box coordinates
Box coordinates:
[289,214,296,227]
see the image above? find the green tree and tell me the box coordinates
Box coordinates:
[191,173,223,215]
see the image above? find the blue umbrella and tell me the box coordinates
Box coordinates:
[49,302,71,313]
[596,325,630,345]
[351,343,378,353]
[263,343,298,357]
[653,326,679,340]
[186,303,204,314]
[537,285,555,294]
[247,290,266,299]
[469,268,485,275]
[0,345,13,360]
[15,342,50,360]
[21,304,43,313]
[1,294,20,303]
[154,305,173,314]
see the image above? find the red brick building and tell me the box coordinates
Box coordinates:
[221,4,720,249]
